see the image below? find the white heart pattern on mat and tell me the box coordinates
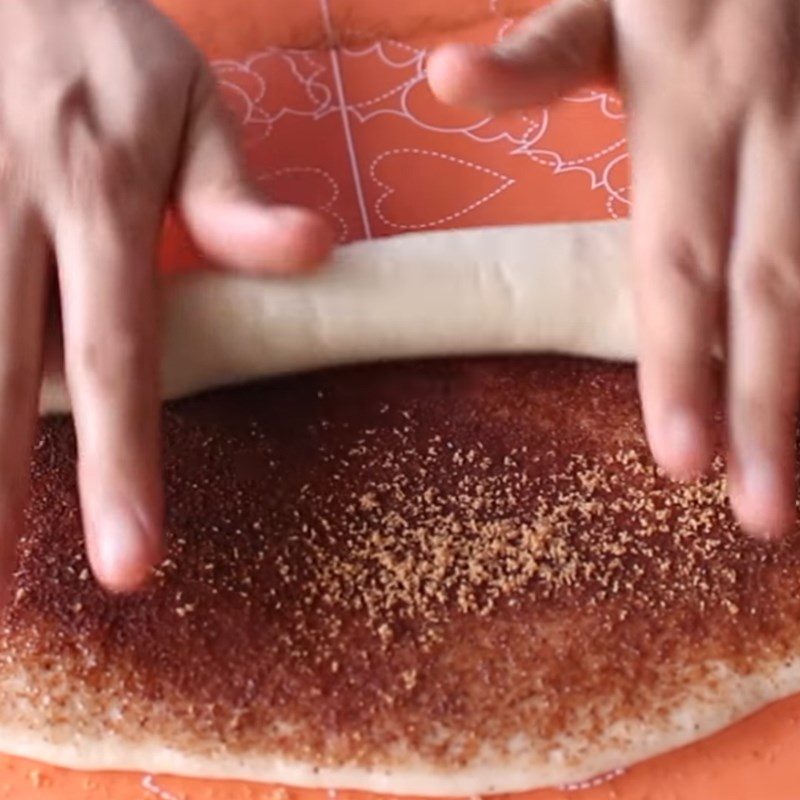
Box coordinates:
[261,167,349,242]
[370,148,514,230]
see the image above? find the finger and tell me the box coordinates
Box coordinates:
[178,66,334,273]
[727,114,800,538]
[630,108,736,479]
[426,0,613,112]
[0,199,48,594]
[54,153,163,593]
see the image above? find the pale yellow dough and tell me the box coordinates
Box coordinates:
[40,221,635,414]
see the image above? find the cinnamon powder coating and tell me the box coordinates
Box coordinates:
[2,356,800,769]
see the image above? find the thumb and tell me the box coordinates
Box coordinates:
[177,66,334,274]
[427,0,614,112]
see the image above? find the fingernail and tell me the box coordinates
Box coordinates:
[743,457,780,500]
[662,409,706,477]
[95,508,155,591]
[741,457,793,540]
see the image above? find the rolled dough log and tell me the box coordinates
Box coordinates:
[40,220,635,413]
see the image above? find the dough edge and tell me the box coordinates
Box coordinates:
[1,657,795,794]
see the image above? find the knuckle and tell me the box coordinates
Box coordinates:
[523,28,584,71]
[650,235,723,295]
[42,76,98,149]
[699,51,749,113]
[733,253,800,310]
[67,139,136,210]
[38,78,147,210]
[72,333,152,392]
[735,387,795,427]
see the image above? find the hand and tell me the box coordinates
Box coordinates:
[0,0,333,595]
[428,0,800,538]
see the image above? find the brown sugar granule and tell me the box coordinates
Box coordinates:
[3,356,800,773]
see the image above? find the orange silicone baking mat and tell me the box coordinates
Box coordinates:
[3,1,800,799]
